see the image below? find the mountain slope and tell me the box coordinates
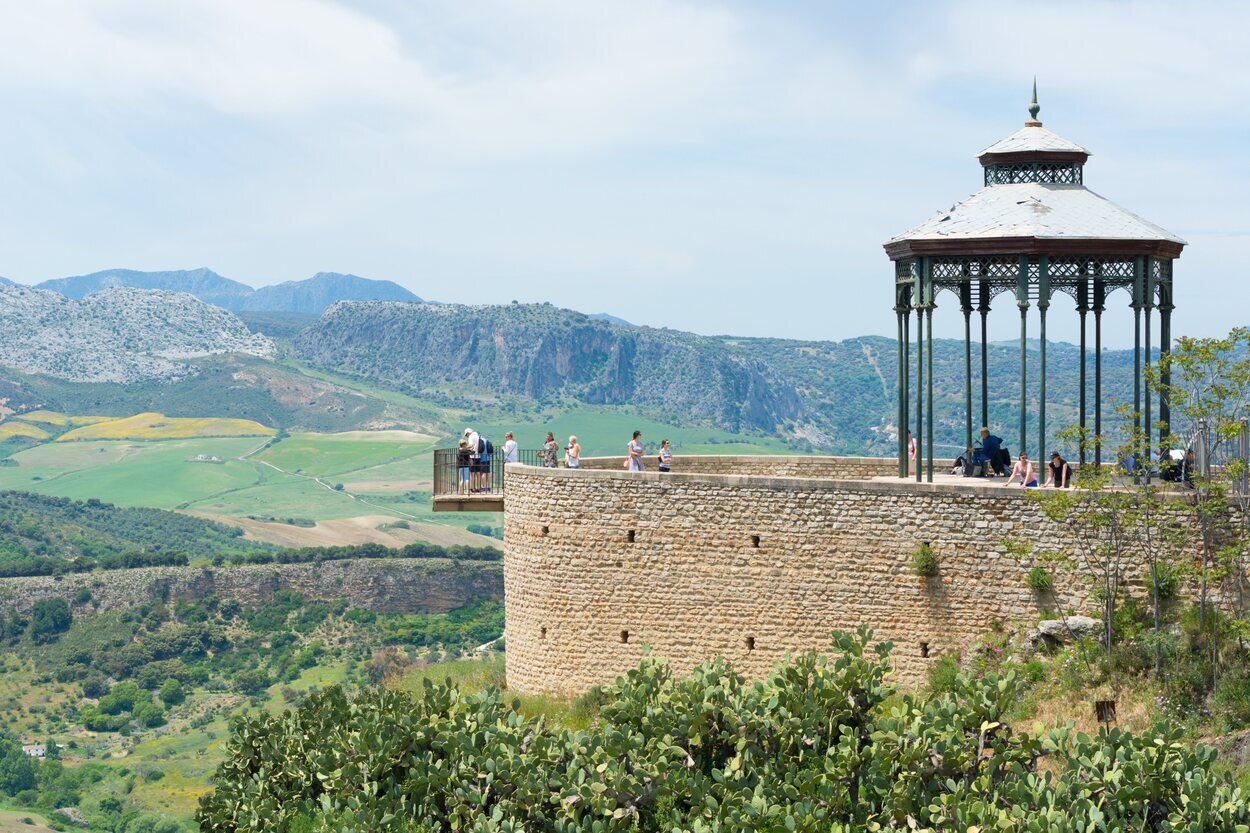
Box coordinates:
[242,272,420,314]
[36,267,254,309]
[294,302,803,434]
[0,285,273,383]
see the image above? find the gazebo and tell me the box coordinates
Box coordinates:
[884,85,1185,481]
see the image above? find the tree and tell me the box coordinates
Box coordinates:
[0,739,36,796]
[1151,327,1250,682]
[158,678,185,707]
[29,598,71,643]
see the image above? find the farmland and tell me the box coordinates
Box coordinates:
[57,412,274,441]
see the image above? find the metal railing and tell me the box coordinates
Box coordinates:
[433,447,542,497]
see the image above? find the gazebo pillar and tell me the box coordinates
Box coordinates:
[1016,255,1030,460]
[1160,287,1174,441]
[1093,279,1105,467]
[1077,280,1089,466]
[1133,256,1145,480]
[1144,256,1155,481]
[961,282,973,451]
[914,279,924,484]
[926,302,935,482]
[895,299,909,477]
[1037,256,1050,463]
[979,280,990,432]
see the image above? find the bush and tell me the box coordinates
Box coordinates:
[29,598,71,643]
[1027,565,1054,593]
[198,629,1250,833]
[909,543,938,577]
[158,678,185,707]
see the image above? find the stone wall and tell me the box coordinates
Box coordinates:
[502,459,1206,696]
[0,558,503,616]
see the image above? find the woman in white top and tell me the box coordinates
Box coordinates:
[1002,452,1038,488]
[565,435,581,469]
[627,431,645,472]
[502,432,518,464]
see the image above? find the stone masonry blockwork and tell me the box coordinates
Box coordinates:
[502,456,1204,696]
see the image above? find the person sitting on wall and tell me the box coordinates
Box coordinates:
[951,446,974,476]
[972,427,1008,476]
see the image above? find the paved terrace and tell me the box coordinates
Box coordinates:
[431,453,1195,511]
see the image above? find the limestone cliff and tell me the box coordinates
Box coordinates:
[0,558,502,615]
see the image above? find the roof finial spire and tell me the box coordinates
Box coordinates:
[1025,77,1042,126]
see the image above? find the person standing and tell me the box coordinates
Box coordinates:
[565,435,581,469]
[456,440,471,494]
[627,431,646,472]
[543,432,559,468]
[502,432,518,464]
[658,439,672,473]
[463,428,481,492]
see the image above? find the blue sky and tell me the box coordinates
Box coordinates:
[0,1,1244,347]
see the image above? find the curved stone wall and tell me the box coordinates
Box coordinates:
[502,456,1162,696]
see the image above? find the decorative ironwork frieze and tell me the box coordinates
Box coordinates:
[984,161,1083,186]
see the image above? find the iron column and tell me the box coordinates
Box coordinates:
[1094,279,1105,468]
[1017,255,1030,460]
[1077,280,1089,466]
[1037,255,1049,464]
[979,280,989,432]
[962,283,973,451]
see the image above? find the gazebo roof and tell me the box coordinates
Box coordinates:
[978,125,1088,157]
[887,182,1186,247]
[885,85,1185,259]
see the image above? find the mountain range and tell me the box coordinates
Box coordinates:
[0,284,273,384]
[23,268,420,315]
[0,272,1147,454]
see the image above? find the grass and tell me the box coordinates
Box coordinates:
[0,422,49,441]
[0,807,57,833]
[58,412,275,441]
[256,431,434,478]
[0,437,266,507]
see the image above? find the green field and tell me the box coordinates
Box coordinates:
[0,437,266,506]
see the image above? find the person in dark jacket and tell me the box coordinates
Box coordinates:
[973,427,1007,476]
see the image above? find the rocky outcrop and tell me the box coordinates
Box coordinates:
[0,285,274,383]
[294,301,804,435]
[1028,616,1104,648]
[0,558,502,615]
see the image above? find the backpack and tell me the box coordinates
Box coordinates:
[479,437,493,459]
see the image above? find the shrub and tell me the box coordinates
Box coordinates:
[29,598,71,643]
[1151,562,1182,601]
[1027,565,1054,593]
[909,543,938,577]
[197,629,1250,833]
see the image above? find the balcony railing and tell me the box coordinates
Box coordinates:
[432,447,542,503]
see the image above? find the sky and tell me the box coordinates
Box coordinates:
[0,0,1245,348]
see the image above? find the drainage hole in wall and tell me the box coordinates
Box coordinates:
[540,626,547,640]
[626,529,636,543]
[750,534,761,548]
[745,636,756,651]
[540,525,550,536]
[615,561,623,568]
[920,641,930,658]
[620,630,630,644]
